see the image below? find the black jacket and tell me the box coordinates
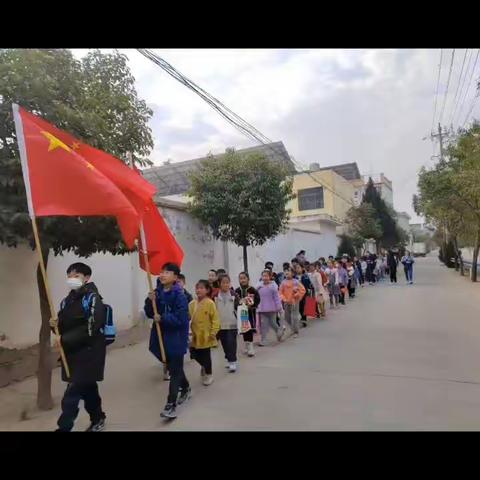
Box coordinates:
[234,286,260,330]
[56,282,106,383]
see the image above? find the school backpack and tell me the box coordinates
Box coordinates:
[61,292,116,345]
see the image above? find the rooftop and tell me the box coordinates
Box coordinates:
[142,141,295,197]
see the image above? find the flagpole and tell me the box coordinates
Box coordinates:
[12,104,70,379]
[127,153,166,364]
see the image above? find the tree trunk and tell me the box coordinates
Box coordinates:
[452,237,459,272]
[472,232,480,283]
[36,246,54,410]
[242,245,248,273]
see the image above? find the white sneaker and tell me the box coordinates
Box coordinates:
[247,342,255,357]
[203,374,214,386]
[293,333,299,338]
[228,362,237,373]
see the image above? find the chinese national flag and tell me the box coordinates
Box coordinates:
[14,105,152,248]
[139,198,184,274]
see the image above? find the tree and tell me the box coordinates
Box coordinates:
[362,178,401,249]
[345,203,383,253]
[337,234,356,258]
[416,121,480,281]
[0,49,154,409]
[188,149,294,272]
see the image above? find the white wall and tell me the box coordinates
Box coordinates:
[1,205,330,350]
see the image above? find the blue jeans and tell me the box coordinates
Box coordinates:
[404,265,413,282]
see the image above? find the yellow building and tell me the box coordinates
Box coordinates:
[287,163,360,256]
[290,167,356,225]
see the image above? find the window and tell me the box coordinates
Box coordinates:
[298,187,324,211]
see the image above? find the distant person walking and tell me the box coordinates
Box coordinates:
[401,251,415,284]
[387,251,398,283]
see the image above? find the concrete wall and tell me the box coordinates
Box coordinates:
[1,205,332,354]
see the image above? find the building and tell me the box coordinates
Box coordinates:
[289,163,358,254]
[143,141,296,198]
[396,211,411,234]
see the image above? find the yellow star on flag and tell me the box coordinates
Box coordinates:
[41,131,72,153]
[72,142,80,150]
[85,162,95,171]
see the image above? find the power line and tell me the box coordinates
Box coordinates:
[439,49,455,126]
[450,49,473,128]
[447,49,468,127]
[137,49,356,208]
[455,48,480,127]
[459,49,480,129]
[431,49,443,134]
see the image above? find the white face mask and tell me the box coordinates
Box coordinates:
[67,277,84,290]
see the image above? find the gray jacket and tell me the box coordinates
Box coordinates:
[215,291,238,330]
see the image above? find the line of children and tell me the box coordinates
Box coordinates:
[53,253,363,430]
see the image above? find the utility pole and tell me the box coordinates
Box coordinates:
[429,123,445,162]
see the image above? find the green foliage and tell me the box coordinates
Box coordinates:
[188,149,294,249]
[416,121,480,280]
[345,202,383,245]
[337,234,356,258]
[361,177,401,249]
[0,48,154,256]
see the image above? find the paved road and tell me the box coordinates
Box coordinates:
[3,254,480,430]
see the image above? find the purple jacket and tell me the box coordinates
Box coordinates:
[338,268,348,286]
[256,281,282,313]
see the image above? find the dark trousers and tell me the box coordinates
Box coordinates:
[299,296,306,321]
[190,347,212,375]
[167,355,189,405]
[218,329,238,362]
[339,285,346,304]
[242,329,254,342]
[390,268,397,283]
[57,382,104,431]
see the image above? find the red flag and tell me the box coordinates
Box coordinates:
[16,107,156,216]
[139,198,184,274]
[13,105,143,248]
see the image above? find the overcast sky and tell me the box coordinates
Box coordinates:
[73,49,480,223]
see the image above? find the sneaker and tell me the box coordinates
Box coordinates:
[160,403,177,419]
[163,371,170,381]
[301,320,307,328]
[228,362,237,373]
[85,416,106,432]
[177,386,192,406]
[293,333,299,338]
[247,342,255,357]
[225,362,230,369]
[203,375,214,386]
[258,341,266,347]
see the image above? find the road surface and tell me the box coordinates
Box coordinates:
[2,254,480,430]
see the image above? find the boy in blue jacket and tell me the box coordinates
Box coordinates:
[145,263,190,419]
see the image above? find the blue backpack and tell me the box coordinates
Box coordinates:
[61,292,116,345]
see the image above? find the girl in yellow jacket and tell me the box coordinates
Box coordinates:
[188,279,220,386]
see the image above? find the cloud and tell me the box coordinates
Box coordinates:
[72,48,480,221]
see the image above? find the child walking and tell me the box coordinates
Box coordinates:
[215,274,239,372]
[256,269,284,346]
[188,280,220,386]
[279,267,306,337]
[235,272,260,357]
[325,261,340,308]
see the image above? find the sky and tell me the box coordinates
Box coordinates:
[72,49,480,223]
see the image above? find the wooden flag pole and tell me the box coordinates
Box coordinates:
[12,103,70,379]
[127,153,166,364]
[31,217,71,379]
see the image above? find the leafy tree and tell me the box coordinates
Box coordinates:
[345,203,383,253]
[362,177,400,249]
[337,234,356,258]
[416,122,480,280]
[0,49,153,409]
[188,149,294,272]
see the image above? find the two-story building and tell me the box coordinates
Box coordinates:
[289,163,359,255]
